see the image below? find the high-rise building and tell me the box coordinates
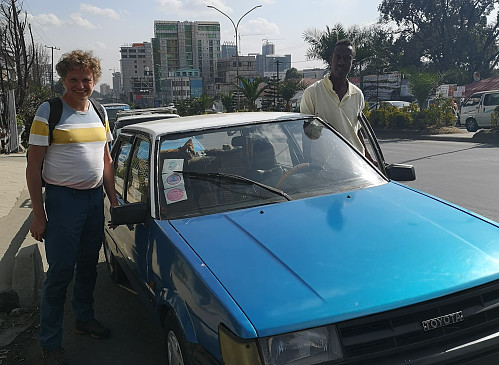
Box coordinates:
[111,71,122,98]
[256,42,291,80]
[221,42,236,58]
[100,83,111,96]
[120,42,155,107]
[261,41,275,57]
[153,20,221,99]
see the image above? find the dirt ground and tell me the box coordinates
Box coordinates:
[0,309,41,364]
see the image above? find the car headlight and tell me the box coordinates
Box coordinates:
[258,325,343,365]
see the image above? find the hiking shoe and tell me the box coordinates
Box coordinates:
[42,347,69,365]
[75,319,111,339]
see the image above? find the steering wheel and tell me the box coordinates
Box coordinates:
[276,163,325,188]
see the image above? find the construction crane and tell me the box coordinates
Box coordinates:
[262,38,284,45]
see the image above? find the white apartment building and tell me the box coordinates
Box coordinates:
[120,42,154,106]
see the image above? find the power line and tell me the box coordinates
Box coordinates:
[23,0,56,47]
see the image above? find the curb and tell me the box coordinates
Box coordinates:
[12,244,44,309]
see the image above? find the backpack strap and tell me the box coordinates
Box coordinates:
[47,97,63,145]
[89,98,106,126]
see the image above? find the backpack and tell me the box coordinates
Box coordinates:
[28,97,107,186]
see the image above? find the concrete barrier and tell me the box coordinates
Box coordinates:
[12,243,44,309]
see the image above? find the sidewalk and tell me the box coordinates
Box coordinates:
[0,151,46,307]
[0,152,27,219]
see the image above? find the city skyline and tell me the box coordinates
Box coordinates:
[23,0,381,86]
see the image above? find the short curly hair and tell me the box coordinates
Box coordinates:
[55,50,102,83]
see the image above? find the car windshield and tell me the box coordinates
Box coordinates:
[158,117,386,219]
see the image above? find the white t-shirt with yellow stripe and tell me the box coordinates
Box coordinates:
[29,99,112,190]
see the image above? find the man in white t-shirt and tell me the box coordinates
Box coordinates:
[301,39,368,157]
[26,50,118,365]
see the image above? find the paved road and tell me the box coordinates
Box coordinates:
[379,138,499,222]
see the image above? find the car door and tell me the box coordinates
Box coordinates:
[358,113,415,181]
[479,92,499,127]
[108,132,152,295]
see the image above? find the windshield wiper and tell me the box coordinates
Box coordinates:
[173,171,292,201]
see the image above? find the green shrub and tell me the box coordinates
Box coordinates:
[366,98,456,130]
[368,103,412,129]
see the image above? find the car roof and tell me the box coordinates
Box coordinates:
[121,112,312,138]
[116,113,179,122]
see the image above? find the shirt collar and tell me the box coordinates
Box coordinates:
[324,73,355,98]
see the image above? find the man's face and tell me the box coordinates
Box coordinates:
[62,68,95,103]
[329,45,355,79]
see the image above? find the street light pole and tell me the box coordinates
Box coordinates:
[207,4,262,110]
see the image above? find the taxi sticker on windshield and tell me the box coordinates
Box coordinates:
[162,159,187,204]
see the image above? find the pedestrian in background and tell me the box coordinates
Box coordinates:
[300,39,370,157]
[26,50,118,365]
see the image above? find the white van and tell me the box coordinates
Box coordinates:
[459,90,499,131]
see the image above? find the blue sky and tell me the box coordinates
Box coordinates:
[23,0,384,85]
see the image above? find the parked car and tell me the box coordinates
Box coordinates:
[102,102,131,132]
[104,112,499,364]
[459,90,499,131]
[369,100,411,110]
[113,112,180,139]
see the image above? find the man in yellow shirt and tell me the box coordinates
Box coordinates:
[300,39,367,156]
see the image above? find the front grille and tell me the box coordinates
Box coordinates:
[336,280,499,363]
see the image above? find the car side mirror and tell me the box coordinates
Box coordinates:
[385,163,416,181]
[111,202,148,225]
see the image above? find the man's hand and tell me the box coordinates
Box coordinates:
[30,213,47,242]
[107,204,118,229]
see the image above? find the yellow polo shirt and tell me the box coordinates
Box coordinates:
[300,74,365,154]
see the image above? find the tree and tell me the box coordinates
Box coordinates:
[192,94,214,114]
[234,76,268,111]
[0,0,51,148]
[285,68,303,80]
[302,23,393,82]
[404,68,441,109]
[303,24,349,66]
[219,92,235,113]
[379,0,499,81]
[279,79,304,111]
[0,0,36,113]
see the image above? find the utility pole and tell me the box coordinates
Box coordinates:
[274,60,281,111]
[45,45,60,97]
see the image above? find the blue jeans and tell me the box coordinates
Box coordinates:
[39,183,104,350]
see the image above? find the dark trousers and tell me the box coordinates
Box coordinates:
[38,183,104,350]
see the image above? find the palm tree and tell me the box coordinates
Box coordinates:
[234,76,268,111]
[193,94,214,114]
[303,23,349,65]
[219,92,235,112]
[303,23,393,90]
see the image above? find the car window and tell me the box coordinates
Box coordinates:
[114,135,134,199]
[464,94,481,106]
[158,118,386,219]
[126,138,150,203]
[483,93,499,107]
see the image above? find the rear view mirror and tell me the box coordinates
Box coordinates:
[111,202,148,225]
[385,163,416,181]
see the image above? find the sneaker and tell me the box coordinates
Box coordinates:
[42,347,69,365]
[75,319,111,339]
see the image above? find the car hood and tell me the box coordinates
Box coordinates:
[170,182,499,338]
